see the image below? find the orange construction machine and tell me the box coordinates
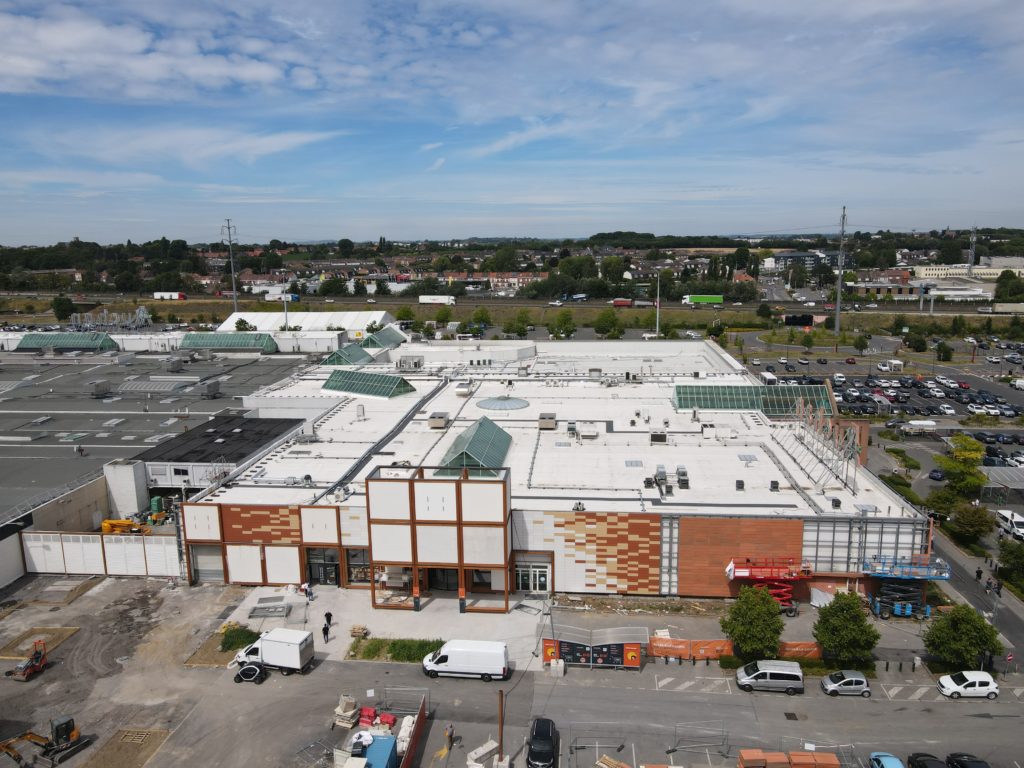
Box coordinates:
[0,716,91,766]
[4,640,47,682]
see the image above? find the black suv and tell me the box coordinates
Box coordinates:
[908,756,944,768]
[946,755,991,768]
[527,718,559,768]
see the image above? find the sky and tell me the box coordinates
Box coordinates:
[1,0,1022,245]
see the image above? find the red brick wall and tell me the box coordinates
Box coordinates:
[677,517,804,597]
[221,505,301,544]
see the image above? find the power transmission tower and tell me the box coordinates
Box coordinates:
[221,218,239,316]
[833,206,847,337]
[968,226,977,278]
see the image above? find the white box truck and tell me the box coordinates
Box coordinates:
[234,628,314,675]
[419,295,456,306]
[1012,379,1024,391]
[422,639,509,681]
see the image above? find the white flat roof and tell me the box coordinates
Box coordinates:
[201,341,918,520]
[217,311,394,332]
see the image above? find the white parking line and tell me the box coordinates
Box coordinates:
[1013,687,1024,700]
[885,685,903,699]
[908,686,929,701]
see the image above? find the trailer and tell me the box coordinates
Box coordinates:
[418,295,456,306]
[681,294,724,305]
[569,293,588,302]
[153,292,187,300]
[267,293,300,302]
[992,303,1024,314]
[611,298,633,308]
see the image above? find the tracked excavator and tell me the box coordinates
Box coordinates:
[0,717,92,766]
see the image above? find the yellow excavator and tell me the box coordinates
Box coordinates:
[100,519,151,535]
[0,716,92,766]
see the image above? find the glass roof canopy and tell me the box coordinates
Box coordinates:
[437,416,511,477]
[16,332,118,351]
[323,344,374,365]
[181,333,278,353]
[673,384,834,417]
[360,325,406,349]
[322,369,416,398]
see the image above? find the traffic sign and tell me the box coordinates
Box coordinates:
[1007,653,1014,662]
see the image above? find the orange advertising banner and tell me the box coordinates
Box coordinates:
[647,638,690,658]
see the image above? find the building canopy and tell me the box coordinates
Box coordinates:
[323,344,375,366]
[438,416,511,476]
[181,333,278,353]
[322,370,415,398]
[673,384,834,417]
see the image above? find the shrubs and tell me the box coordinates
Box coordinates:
[879,473,924,506]
[219,624,260,652]
[349,637,444,662]
[885,447,921,470]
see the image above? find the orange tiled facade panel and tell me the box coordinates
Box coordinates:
[552,511,661,594]
[222,505,302,545]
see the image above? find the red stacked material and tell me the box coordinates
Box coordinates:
[788,753,817,766]
[378,712,397,729]
[737,749,766,768]
[762,752,789,768]
[358,706,377,726]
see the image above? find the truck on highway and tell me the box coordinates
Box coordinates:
[267,293,300,302]
[992,303,1024,314]
[419,295,456,306]
[681,295,724,305]
[153,292,187,300]
[234,628,314,675]
[612,298,633,308]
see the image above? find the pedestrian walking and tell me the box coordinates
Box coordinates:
[985,577,993,594]
[324,610,333,627]
[444,723,454,751]
[995,580,1003,598]
[322,622,330,643]
[976,567,983,581]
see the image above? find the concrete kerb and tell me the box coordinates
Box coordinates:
[222,585,545,669]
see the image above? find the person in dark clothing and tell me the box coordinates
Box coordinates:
[995,581,1003,597]
[976,567,983,581]
[322,623,330,643]
[985,577,993,594]
[325,610,333,627]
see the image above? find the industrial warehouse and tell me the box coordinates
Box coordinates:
[163,333,945,613]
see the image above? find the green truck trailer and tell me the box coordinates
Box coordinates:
[681,295,724,305]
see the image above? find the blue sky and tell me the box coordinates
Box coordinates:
[1,0,1022,245]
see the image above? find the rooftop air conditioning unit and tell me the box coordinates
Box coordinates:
[428,412,449,429]
[650,430,667,444]
[770,480,780,492]
[831,497,842,509]
[538,413,557,430]
[736,479,745,491]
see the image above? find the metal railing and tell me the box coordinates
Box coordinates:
[0,468,104,527]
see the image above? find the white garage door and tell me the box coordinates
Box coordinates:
[22,533,65,573]
[144,536,180,577]
[104,535,148,575]
[264,546,299,584]
[191,545,224,582]
[226,545,263,583]
[61,534,106,575]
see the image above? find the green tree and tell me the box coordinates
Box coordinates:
[593,308,620,337]
[890,314,907,337]
[801,332,815,352]
[375,280,392,296]
[337,238,355,257]
[435,306,452,325]
[503,308,533,338]
[853,335,869,355]
[600,255,626,283]
[949,505,995,543]
[998,537,1024,583]
[51,295,75,321]
[395,306,415,322]
[471,306,492,327]
[812,592,880,666]
[319,278,349,296]
[235,319,255,331]
[720,585,785,660]
[789,263,808,289]
[757,303,772,319]
[547,308,576,339]
[906,334,927,352]
[352,280,367,296]
[933,434,986,500]
[923,603,1002,669]
[484,245,519,272]
[936,341,953,362]
[950,315,966,335]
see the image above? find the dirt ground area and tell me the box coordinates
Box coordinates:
[552,593,728,616]
[0,574,245,766]
[184,630,238,668]
[0,626,79,659]
[80,728,169,768]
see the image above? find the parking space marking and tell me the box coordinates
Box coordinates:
[696,677,731,695]
[1012,687,1024,700]
[907,686,929,701]
[884,685,903,698]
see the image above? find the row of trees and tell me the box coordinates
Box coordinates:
[721,586,1000,670]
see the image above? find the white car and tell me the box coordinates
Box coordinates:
[985,404,1001,416]
[778,357,788,364]
[549,300,563,306]
[930,388,945,398]
[939,404,956,415]
[987,356,1002,364]
[965,336,977,344]
[750,359,761,366]
[876,363,891,372]
[884,388,898,398]
[968,404,987,415]
[366,298,377,303]
[937,670,999,699]
[866,303,878,308]
[732,302,744,306]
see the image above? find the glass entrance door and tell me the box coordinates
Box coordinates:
[515,563,551,593]
[305,548,339,585]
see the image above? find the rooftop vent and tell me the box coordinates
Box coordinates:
[538,413,557,430]
[831,497,842,509]
[736,479,745,491]
[428,412,450,429]
[770,480,780,492]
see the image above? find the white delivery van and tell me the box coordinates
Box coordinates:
[996,510,1024,541]
[1012,379,1024,391]
[422,640,509,681]
[235,628,314,675]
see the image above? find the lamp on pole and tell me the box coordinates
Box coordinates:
[655,272,661,338]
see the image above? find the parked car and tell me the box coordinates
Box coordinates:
[750,359,761,366]
[233,662,267,685]
[869,753,905,768]
[820,669,871,697]
[798,358,809,365]
[845,357,857,364]
[907,755,945,768]
[778,357,788,364]
[945,755,991,768]
[736,659,804,695]
[785,364,796,372]
[928,469,946,481]
[939,404,956,416]
[526,717,559,768]
[766,365,777,373]
[937,670,999,699]
[967,404,987,415]
[817,358,828,364]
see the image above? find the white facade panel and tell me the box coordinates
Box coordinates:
[415,525,458,564]
[370,524,411,562]
[301,507,339,543]
[61,534,106,575]
[265,546,300,584]
[0,535,25,588]
[104,536,148,575]
[461,526,505,566]
[226,544,263,583]
[22,533,66,573]
[460,482,504,523]
[490,568,506,590]
[340,505,368,547]
[414,482,457,521]
[144,536,181,577]
[368,482,410,520]
[183,504,220,540]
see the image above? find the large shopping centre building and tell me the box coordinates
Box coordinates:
[176,335,941,613]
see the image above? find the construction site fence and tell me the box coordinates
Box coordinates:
[398,693,428,768]
[647,639,822,660]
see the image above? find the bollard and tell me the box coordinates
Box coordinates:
[885,661,890,671]
[706,658,709,667]
[899,661,903,672]
[692,657,696,666]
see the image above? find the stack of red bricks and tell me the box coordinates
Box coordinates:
[738,749,841,768]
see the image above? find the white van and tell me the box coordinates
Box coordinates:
[422,640,509,681]
[996,510,1024,541]
[832,373,846,386]
[642,332,661,340]
[735,660,804,695]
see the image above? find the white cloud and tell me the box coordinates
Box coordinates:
[420,142,444,152]
[426,157,446,172]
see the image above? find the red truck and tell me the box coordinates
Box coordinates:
[612,298,633,308]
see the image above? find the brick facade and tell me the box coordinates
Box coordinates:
[677,517,804,597]
[221,505,301,545]
[552,512,661,594]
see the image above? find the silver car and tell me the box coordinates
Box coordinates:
[820,669,871,697]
